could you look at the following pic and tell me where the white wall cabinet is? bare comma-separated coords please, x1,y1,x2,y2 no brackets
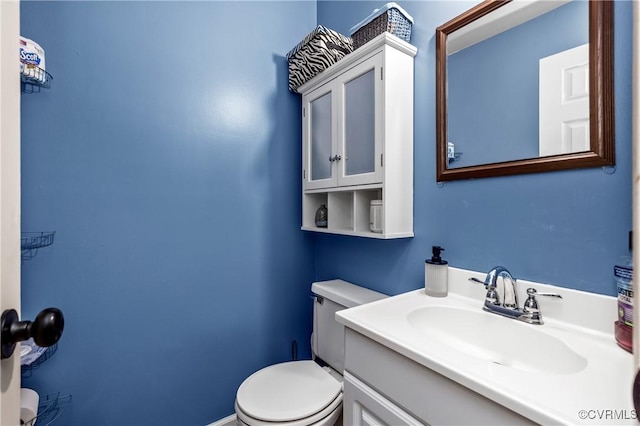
298,33,417,239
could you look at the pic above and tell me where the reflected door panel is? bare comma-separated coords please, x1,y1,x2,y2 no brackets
539,43,590,156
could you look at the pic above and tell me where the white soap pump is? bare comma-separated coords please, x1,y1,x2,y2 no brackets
425,246,448,297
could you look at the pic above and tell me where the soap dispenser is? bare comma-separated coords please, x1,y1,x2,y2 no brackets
425,246,448,297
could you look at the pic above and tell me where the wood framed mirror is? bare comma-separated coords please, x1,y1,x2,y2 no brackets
436,0,614,181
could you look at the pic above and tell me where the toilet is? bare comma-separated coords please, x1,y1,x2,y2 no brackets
234,279,387,426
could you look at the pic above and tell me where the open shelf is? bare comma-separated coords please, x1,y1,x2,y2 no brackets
328,191,354,231
302,186,412,239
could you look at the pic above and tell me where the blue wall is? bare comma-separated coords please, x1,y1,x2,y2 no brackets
20,1,316,425
316,0,632,296
19,1,633,425
448,1,588,167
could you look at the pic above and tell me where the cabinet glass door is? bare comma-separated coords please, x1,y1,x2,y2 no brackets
339,53,383,186
311,92,332,182
344,69,375,176
304,87,336,190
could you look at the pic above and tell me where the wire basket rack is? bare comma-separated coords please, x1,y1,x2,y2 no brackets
20,66,52,94
20,340,70,425
22,393,72,426
21,341,58,379
21,231,55,261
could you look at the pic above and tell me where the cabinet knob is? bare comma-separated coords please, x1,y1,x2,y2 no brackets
1,308,64,359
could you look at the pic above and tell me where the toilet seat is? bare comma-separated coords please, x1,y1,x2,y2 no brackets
235,360,342,426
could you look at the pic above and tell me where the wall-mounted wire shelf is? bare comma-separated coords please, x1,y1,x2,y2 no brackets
20,341,69,424
20,66,52,94
23,393,72,426
21,231,55,261
21,340,57,378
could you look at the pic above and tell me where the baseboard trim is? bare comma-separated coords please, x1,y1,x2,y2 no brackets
207,413,236,426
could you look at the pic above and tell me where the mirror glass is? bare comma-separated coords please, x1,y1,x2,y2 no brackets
436,0,614,181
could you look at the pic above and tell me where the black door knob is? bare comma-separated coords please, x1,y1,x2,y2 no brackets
1,308,64,359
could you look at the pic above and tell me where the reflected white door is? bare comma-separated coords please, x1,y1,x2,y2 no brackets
539,43,589,156
0,1,22,425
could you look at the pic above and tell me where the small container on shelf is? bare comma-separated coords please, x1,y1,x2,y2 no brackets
369,200,383,233
315,204,328,228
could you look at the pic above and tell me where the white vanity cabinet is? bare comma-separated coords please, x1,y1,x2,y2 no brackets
343,371,422,426
299,33,416,239
343,328,536,426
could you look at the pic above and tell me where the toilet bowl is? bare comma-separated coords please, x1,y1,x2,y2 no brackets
234,280,387,426
235,361,342,426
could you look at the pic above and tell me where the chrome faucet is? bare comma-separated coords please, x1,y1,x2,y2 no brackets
470,266,562,325
483,266,518,309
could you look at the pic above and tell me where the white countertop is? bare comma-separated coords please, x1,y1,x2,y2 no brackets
336,267,635,425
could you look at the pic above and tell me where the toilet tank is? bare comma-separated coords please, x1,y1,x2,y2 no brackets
311,279,387,373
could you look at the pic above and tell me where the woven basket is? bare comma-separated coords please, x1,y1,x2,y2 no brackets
351,5,413,50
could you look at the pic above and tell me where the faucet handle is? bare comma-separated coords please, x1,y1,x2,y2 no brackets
468,277,500,305
522,288,562,323
525,287,562,300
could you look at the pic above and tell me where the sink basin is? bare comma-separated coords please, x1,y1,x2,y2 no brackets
407,305,587,375
336,271,635,425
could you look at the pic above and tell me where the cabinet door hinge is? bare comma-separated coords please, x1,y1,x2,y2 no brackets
381,153,384,167
303,169,306,179
381,67,383,80
303,107,306,117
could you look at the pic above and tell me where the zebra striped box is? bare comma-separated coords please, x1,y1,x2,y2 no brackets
286,26,353,93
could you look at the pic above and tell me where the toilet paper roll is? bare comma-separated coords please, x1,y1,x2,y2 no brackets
20,388,39,425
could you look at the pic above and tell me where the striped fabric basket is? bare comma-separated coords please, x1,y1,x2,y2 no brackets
286,26,353,93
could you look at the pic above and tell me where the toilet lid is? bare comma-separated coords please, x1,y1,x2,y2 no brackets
236,360,342,422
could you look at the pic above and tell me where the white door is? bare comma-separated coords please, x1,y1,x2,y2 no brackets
633,0,640,410
539,43,590,156
0,1,22,425
633,0,640,367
